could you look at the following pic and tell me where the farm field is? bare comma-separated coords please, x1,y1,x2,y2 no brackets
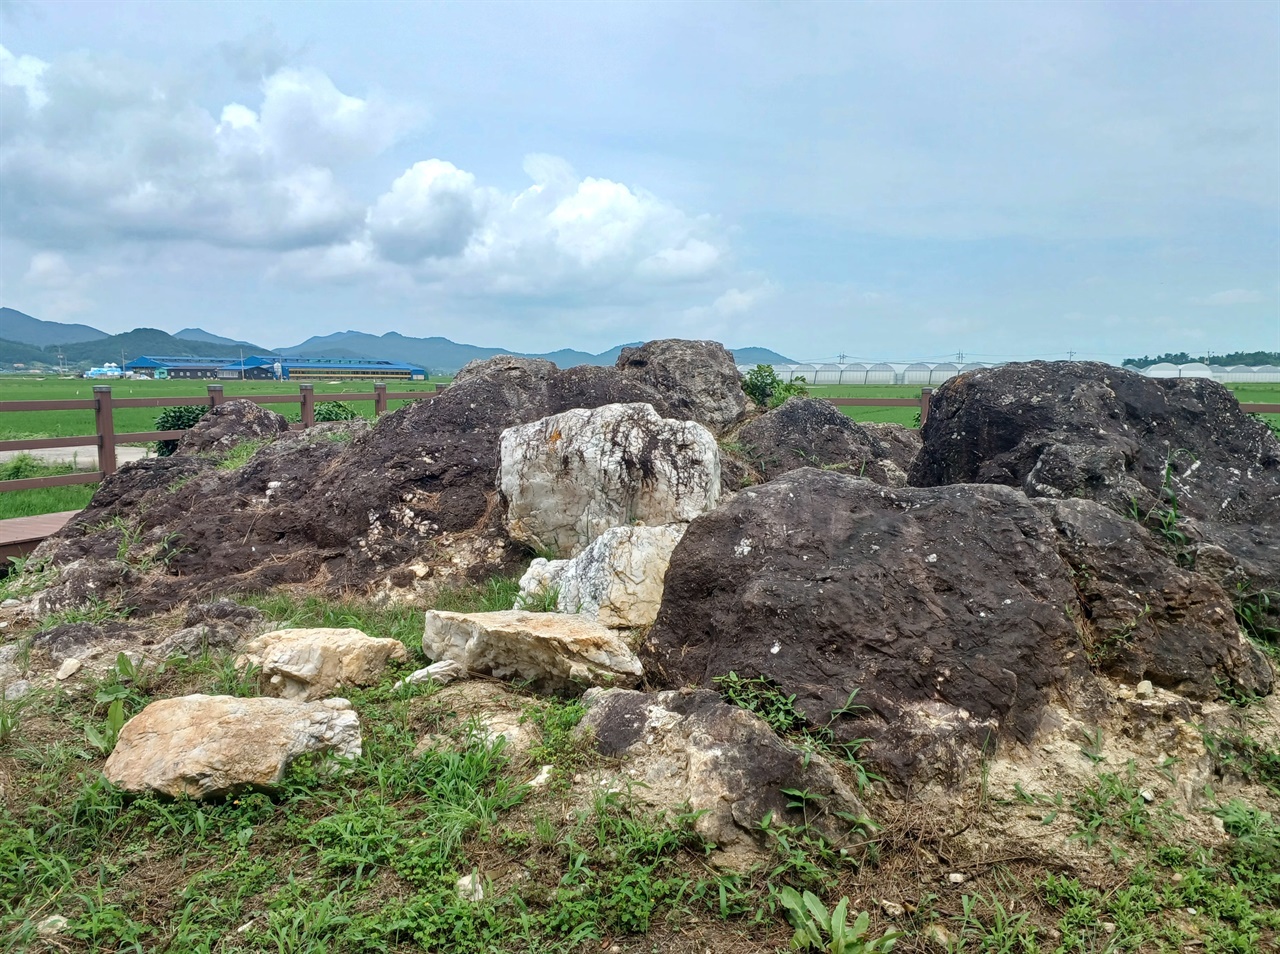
0,377,448,442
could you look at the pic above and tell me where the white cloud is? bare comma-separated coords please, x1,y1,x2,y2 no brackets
368,160,489,263
0,49,409,252
1192,289,1264,306
279,154,730,307
24,251,73,287
0,43,46,108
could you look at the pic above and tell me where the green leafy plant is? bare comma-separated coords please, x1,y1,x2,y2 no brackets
777,887,898,953
516,584,561,613
743,364,809,408
153,404,209,456
314,400,361,422
1232,579,1280,646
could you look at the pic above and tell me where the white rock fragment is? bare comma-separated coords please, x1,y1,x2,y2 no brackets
456,872,485,902
517,524,687,628
1135,680,1155,699
55,658,82,680
398,659,467,688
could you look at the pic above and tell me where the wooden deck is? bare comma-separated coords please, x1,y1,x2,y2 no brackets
0,510,80,563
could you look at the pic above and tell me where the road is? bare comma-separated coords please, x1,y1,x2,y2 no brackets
0,445,153,469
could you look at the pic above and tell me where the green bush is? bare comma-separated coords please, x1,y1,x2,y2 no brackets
153,405,209,456
314,401,361,423
742,364,808,408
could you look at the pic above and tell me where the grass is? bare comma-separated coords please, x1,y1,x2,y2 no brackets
0,453,99,520
1,584,1278,951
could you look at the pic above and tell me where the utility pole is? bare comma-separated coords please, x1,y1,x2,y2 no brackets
1068,350,1075,360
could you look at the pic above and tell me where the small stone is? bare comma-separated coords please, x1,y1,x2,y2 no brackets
55,658,82,680
924,924,954,949
1211,816,1225,834
1135,680,1155,699
37,915,68,937
527,764,554,788
1,598,20,609
237,919,257,934
1171,872,1183,883
880,900,905,918
947,872,968,884
1,679,31,701
456,872,484,902
398,659,467,688
1101,922,1116,935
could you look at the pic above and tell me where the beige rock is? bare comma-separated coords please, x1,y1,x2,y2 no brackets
55,658,82,680
518,524,686,628
236,628,409,701
104,694,361,798
423,610,642,693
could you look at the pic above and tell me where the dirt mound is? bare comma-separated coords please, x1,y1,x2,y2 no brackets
34,353,691,612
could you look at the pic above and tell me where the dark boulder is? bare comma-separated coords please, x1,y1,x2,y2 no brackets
643,469,1091,787
734,398,914,486
174,399,289,456
734,398,881,482
1036,498,1272,699
617,339,749,435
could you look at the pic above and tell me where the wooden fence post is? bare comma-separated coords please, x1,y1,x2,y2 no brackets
374,382,387,417
208,384,225,407
93,386,117,476
300,384,315,428
920,388,933,427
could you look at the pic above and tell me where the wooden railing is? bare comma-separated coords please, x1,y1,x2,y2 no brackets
0,383,442,493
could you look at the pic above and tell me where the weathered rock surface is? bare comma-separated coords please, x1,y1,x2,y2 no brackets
423,610,642,693
518,524,686,627
1036,498,1272,698
862,422,922,482
908,362,1280,580
501,403,720,558
644,468,1273,787
582,687,869,868
644,469,1092,786
174,399,289,456
104,694,361,798
616,339,749,436
236,628,410,701
156,600,268,658
735,397,884,482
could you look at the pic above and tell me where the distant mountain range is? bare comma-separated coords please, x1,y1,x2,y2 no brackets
0,309,795,372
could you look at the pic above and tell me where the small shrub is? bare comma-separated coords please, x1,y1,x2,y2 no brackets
314,401,361,423
743,365,809,409
153,405,209,456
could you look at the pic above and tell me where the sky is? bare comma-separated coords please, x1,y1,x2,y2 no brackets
1,0,1277,362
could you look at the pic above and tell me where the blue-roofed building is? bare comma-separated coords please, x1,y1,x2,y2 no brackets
122,356,234,379
216,355,426,382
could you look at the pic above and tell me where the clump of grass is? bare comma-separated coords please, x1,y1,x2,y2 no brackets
214,439,268,471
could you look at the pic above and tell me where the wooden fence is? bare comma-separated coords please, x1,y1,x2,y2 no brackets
0,383,443,493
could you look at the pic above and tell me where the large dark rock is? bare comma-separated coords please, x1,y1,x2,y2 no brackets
643,468,1273,787
908,362,1280,550
643,469,1089,787
174,399,289,456
617,339,749,435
